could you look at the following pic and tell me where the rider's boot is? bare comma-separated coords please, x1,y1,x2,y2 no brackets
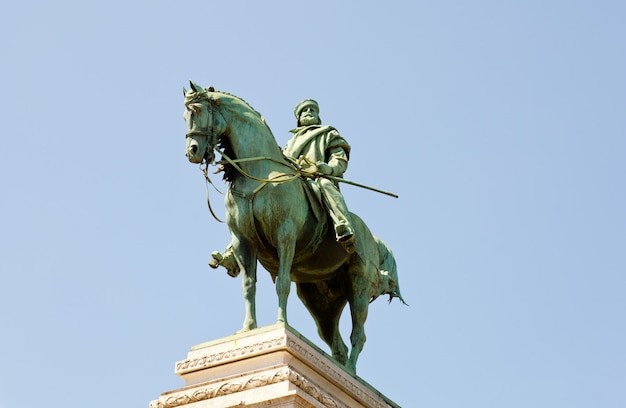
335,224,356,254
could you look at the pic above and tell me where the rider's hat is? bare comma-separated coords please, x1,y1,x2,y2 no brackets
294,99,319,119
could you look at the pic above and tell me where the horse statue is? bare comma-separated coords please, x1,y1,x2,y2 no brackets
183,81,404,373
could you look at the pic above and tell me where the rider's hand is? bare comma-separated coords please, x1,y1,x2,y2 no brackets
316,162,333,176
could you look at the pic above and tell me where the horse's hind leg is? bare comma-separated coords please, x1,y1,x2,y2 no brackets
296,282,349,366
347,275,372,374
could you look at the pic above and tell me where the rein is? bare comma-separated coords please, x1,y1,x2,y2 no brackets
200,160,225,223
198,145,304,224
213,146,301,185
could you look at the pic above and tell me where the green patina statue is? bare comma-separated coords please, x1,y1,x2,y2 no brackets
285,99,356,253
183,81,405,374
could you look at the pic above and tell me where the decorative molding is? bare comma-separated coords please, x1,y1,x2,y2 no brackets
286,339,388,408
175,337,284,373
149,367,344,408
161,329,393,408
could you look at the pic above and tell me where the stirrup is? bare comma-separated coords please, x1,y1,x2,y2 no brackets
337,234,356,253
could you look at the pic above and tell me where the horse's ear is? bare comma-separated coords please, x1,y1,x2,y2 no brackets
183,86,187,96
189,80,202,92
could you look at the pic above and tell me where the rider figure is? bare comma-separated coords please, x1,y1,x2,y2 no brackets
209,99,356,276
284,99,356,252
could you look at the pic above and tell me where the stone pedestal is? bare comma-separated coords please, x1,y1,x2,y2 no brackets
150,323,399,408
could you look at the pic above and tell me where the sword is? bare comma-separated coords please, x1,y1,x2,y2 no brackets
296,156,398,198
323,175,399,198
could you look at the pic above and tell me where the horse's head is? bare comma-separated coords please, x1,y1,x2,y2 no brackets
183,81,227,164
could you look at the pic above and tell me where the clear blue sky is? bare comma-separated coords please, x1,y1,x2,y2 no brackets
1,1,624,407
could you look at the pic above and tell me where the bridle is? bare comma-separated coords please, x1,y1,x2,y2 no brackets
185,95,305,223
185,96,224,221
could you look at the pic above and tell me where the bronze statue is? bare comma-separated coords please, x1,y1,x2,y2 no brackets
183,81,404,373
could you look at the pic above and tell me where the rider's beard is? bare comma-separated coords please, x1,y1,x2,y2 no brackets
300,114,319,126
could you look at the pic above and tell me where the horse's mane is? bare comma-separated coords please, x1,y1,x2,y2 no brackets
216,133,237,182
210,89,265,123
206,89,277,183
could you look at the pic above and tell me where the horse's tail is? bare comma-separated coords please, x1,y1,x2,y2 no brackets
374,237,407,305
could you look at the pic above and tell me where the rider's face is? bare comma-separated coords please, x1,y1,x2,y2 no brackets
299,106,320,126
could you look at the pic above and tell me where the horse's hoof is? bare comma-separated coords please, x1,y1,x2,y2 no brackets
236,326,256,334
237,320,257,333
208,251,223,269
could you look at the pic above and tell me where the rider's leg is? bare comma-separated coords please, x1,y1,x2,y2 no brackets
317,178,356,253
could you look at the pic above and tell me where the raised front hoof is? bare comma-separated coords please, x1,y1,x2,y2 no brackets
208,251,241,278
208,251,223,271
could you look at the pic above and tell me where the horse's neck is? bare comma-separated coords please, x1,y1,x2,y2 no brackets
227,117,285,177
231,132,281,161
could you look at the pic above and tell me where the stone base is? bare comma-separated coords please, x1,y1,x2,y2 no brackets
150,323,399,408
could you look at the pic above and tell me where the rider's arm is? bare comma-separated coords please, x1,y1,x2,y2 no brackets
324,146,348,177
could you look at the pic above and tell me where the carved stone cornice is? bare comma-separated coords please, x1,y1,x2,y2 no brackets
153,325,397,407
175,337,284,374
149,366,343,408
285,339,389,408
170,327,392,408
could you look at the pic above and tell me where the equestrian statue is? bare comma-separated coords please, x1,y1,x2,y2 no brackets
182,81,405,373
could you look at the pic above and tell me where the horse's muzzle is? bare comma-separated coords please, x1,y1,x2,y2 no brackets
186,142,203,163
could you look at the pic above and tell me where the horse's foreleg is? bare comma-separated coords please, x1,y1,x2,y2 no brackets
275,235,296,325
240,267,257,331
234,241,258,332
